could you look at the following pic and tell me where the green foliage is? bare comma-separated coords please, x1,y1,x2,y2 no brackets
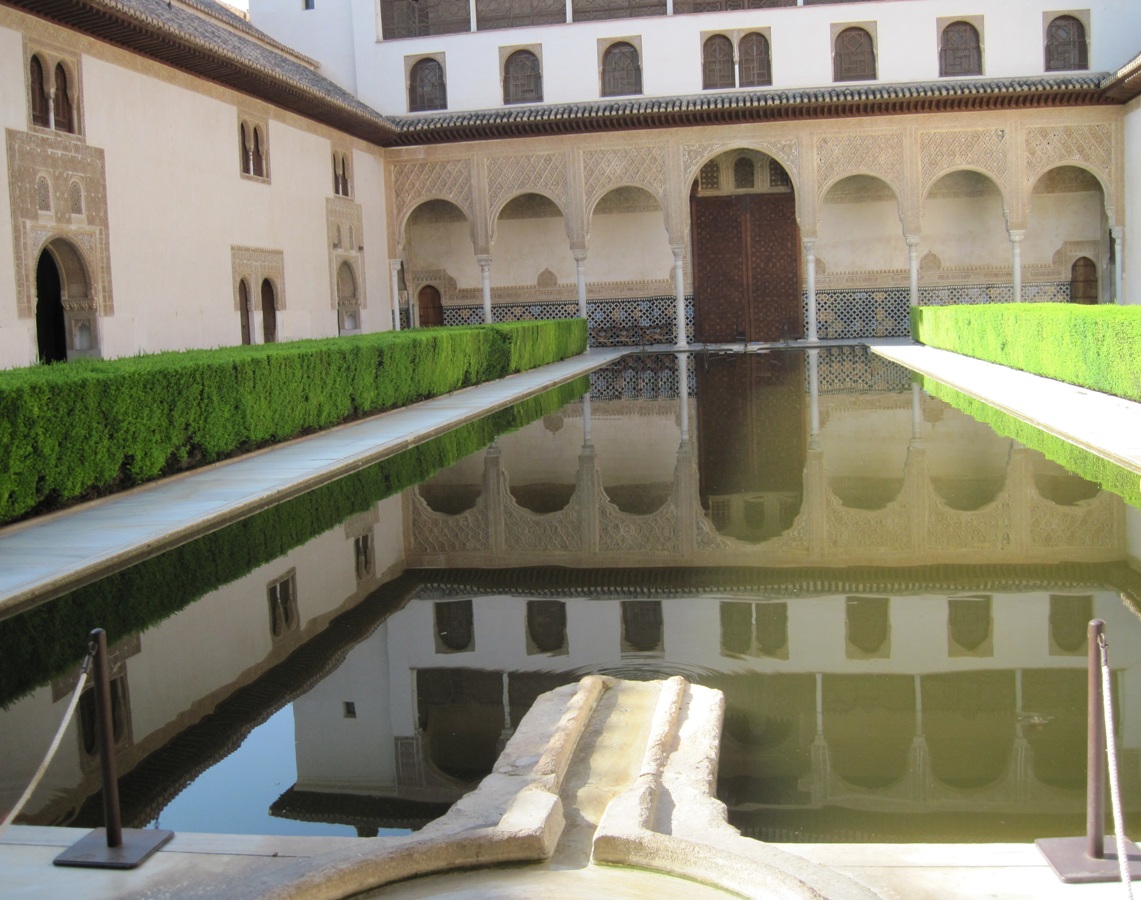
921,375,1141,510
911,304,1141,402
0,376,589,708
0,321,585,524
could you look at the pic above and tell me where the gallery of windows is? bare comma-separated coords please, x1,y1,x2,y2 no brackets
332,150,351,197
694,152,792,196
27,52,80,135
239,118,268,179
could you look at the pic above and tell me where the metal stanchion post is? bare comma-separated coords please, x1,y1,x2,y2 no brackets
54,629,174,869
1037,619,1141,883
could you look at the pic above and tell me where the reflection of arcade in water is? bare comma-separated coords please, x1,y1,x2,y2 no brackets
285,568,1141,840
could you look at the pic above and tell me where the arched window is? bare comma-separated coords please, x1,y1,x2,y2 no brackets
601,42,642,97
332,152,350,196
238,279,252,344
53,64,74,133
738,32,771,87
409,58,447,112
261,279,277,343
36,176,51,212
734,157,755,190
699,160,720,191
939,21,981,76
834,27,876,82
29,56,49,127
240,123,252,175
1070,257,1097,304
252,126,265,177
1045,15,1088,71
503,50,542,104
69,181,83,215
702,35,734,90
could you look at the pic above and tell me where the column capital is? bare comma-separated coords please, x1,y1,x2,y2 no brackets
1007,229,1026,243
1111,225,1124,240
476,254,492,269
802,236,817,254
389,259,402,273
905,234,921,249
669,244,685,262
572,248,588,263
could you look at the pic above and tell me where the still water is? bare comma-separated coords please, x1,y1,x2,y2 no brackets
3,347,1141,843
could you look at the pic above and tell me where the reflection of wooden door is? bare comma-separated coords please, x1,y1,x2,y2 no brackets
417,285,443,326
692,193,801,342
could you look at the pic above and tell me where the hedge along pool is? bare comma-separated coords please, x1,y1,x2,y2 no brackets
3,346,1141,842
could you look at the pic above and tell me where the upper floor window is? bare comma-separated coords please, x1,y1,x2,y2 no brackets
1045,14,1088,71
739,32,771,88
699,160,720,191
332,150,351,196
503,49,543,104
381,0,470,40
239,118,268,179
733,157,755,190
29,56,49,127
478,0,564,31
573,0,665,23
409,57,447,111
53,64,75,133
702,35,734,90
601,41,642,97
939,20,981,76
833,26,876,82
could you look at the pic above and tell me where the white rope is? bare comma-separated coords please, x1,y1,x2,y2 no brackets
1100,633,1134,898
0,655,91,839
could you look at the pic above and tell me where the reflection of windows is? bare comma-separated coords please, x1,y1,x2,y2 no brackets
719,601,787,658
621,600,662,652
527,600,567,654
948,596,992,656
268,571,298,640
503,49,543,104
601,41,642,97
79,675,129,757
1049,594,1092,655
939,21,982,76
846,596,889,658
834,26,876,82
354,533,374,580
1045,14,1087,71
434,599,474,652
409,57,447,111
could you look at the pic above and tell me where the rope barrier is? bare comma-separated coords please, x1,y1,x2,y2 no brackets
1100,632,1134,898
0,652,91,840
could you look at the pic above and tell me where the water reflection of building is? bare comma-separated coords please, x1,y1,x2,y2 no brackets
284,576,1141,838
409,351,1125,567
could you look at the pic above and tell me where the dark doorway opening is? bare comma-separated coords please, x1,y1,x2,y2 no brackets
35,251,67,363
1070,256,1097,304
261,279,277,343
418,285,443,327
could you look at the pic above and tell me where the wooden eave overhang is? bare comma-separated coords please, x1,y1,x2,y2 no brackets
4,0,400,145
1102,52,1141,103
386,75,1112,146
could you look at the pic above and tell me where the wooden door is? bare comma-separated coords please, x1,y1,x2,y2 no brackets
418,285,443,327
692,193,802,343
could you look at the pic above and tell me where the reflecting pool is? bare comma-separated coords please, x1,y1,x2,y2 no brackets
3,347,1141,843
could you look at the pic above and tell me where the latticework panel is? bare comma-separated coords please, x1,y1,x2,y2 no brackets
1028,494,1119,549
826,494,913,552
503,494,583,553
409,493,489,554
926,491,1014,551
598,498,681,555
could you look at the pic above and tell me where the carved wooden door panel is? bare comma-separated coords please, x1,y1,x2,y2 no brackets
692,195,746,343
745,193,802,342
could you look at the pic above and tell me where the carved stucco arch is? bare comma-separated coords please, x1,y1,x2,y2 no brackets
488,189,568,247
397,196,475,256
40,235,93,308
584,183,669,250
920,166,1012,230
819,171,907,236
1027,162,1116,228
392,159,475,251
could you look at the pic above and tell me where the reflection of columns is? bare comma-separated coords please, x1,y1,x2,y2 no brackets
1012,668,1032,804
908,673,929,803
675,352,696,556
808,349,820,449
577,443,599,556
582,393,592,445
495,671,513,754
677,353,690,441
804,238,818,342
906,235,920,308
671,245,688,348
573,249,588,319
477,255,493,324
911,382,922,440
389,260,402,331
1112,226,1124,304
484,445,505,554
1009,230,1025,303
810,672,831,805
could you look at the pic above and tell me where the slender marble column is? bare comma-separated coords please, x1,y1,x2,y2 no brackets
389,260,402,331
804,238,818,342
1009,230,1025,303
1112,226,1124,304
477,255,492,324
906,235,920,308
573,250,588,319
671,246,688,348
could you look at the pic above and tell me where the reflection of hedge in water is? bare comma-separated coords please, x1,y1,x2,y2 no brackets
921,376,1141,509
0,377,587,708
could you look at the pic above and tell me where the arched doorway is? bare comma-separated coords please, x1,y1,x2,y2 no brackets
1070,256,1098,304
260,279,277,343
690,150,801,343
238,278,252,344
35,251,67,362
336,262,359,333
417,285,443,327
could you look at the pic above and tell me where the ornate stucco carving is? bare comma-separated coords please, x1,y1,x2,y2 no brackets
583,145,666,209
486,153,568,216
815,132,904,198
919,128,1009,197
393,158,474,229
231,246,286,310
1024,123,1113,190
327,197,366,312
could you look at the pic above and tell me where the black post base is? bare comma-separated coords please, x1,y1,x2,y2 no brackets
53,828,174,870
1037,836,1141,884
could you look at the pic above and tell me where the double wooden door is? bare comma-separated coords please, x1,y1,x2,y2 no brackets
691,193,802,343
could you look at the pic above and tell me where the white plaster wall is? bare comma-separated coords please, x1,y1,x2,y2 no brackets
252,0,1141,116
1124,98,1141,305
587,208,674,281
921,191,1010,269
1024,186,1105,269
490,215,576,287
0,23,34,367
355,147,396,332
247,0,359,94
407,215,480,288
817,194,906,273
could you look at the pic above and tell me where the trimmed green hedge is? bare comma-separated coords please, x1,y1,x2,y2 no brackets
0,320,587,524
920,375,1141,510
0,375,589,708
910,303,1141,403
